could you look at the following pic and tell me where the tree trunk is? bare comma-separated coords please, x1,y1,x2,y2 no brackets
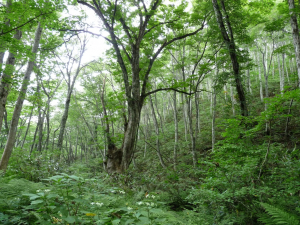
0,30,22,133
36,81,44,152
3,108,9,134
283,53,290,84
230,83,236,116
256,53,264,101
149,96,166,168
288,0,300,87
212,57,218,151
57,39,85,152
212,0,248,116
0,0,12,77
279,53,285,94
21,105,34,149
0,23,42,172
173,91,178,170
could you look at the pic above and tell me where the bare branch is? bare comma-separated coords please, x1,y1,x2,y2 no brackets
58,29,113,43
143,87,210,98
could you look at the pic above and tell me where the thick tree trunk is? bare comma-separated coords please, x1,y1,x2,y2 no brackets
0,23,42,172
288,0,300,87
212,0,248,116
119,100,142,172
0,30,22,133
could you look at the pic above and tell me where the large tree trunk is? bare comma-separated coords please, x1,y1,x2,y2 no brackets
212,0,248,116
0,23,42,172
288,0,300,87
119,100,142,172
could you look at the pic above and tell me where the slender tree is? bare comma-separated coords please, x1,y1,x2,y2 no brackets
0,22,43,172
288,0,300,87
212,0,248,116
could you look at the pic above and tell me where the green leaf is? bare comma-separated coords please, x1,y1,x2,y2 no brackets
31,199,44,205
64,216,76,223
112,219,120,225
137,217,150,224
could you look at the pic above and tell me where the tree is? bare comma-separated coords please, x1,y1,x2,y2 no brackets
211,0,248,117
54,37,87,154
77,0,210,173
0,22,43,172
288,0,300,87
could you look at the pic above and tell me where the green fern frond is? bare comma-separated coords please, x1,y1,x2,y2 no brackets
260,203,299,225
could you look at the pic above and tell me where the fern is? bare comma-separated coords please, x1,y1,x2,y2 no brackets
259,203,299,225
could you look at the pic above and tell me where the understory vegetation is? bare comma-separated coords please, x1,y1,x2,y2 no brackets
1,87,300,224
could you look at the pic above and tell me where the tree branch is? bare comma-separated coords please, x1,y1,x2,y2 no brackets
144,18,180,36
0,11,53,36
143,87,210,98
141,18,209,97
58,29,112,43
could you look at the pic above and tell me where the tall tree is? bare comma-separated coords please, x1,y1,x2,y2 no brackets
55,37,87,153
211,0,248,116
288,0,300,87
77,0,210,173
0,22,43,172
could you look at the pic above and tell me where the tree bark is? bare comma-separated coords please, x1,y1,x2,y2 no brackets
0,22,42,172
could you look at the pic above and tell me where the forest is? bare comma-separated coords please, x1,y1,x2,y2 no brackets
0,0,300,224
